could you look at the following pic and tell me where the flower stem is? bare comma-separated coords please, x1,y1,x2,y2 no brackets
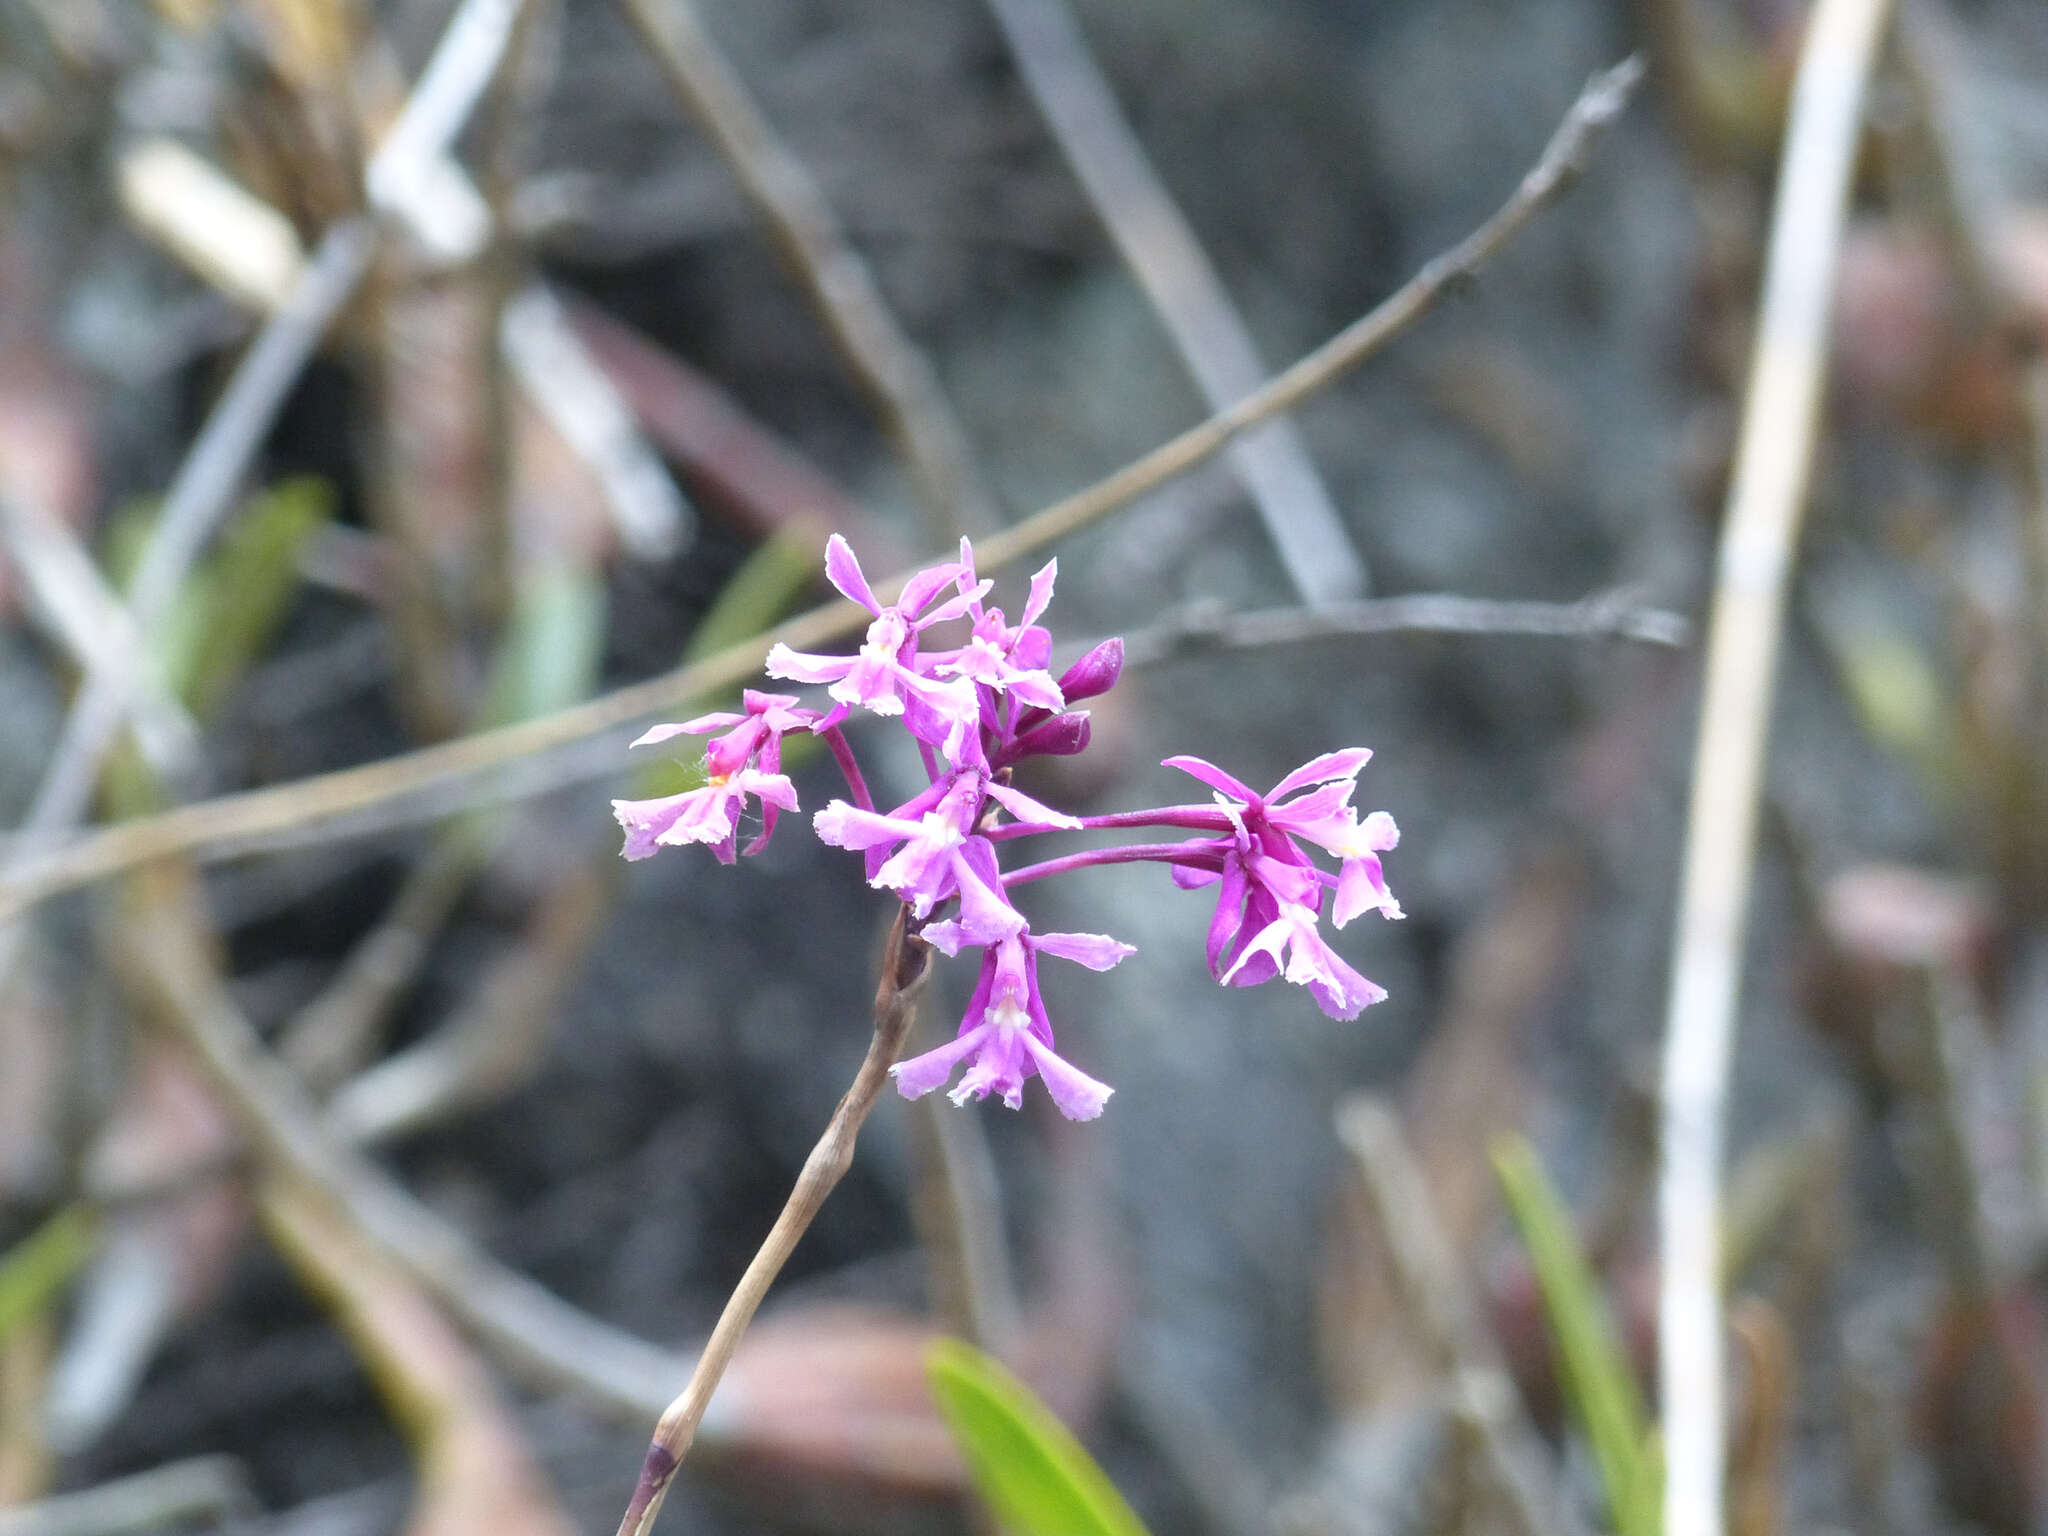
1001,841,1223,887
981,805,1230,842
817,723,873,812
611,907,933,1536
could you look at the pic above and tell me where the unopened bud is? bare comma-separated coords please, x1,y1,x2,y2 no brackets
1057,638,1123,703
1009,711,1092,760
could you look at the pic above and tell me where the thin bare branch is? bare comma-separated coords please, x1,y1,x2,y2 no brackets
0,1456,254,1536
365,0,533,265
0,496,200,787
0,57,1641,923
1114,585,1688,671
279,831,489,1096
7,217,374,863
614,0,998,539
984,0,1364,602
116,892,689,1422
1655,6,1891,1536
613,908,933,1536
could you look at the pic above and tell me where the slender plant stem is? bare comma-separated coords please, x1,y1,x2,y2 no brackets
612,908,933,1536
817,725,874,813
1655,5,1890,1536
0,57,1641,925
982,808,1229,843
1001,842,1221,887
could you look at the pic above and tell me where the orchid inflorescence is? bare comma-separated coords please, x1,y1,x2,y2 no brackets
613,535,1402,1121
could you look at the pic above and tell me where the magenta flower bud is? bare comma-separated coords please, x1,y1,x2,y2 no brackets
1003,711,1092,761
1057,638,1123,703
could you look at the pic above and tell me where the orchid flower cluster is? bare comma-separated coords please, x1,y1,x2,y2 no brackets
613,536,1402,1122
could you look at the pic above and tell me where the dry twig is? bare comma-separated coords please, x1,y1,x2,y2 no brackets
1335,1097,1582,1536
115,888,689,1421
1654,6,1892,1535
262,1181,578,1536
615,0,997,539
0,57,1642,921
611,908,933,1536
1113,585,1688,672
5,218,374,861
0,1455,254,1536
983,0,1364,602
0,496,200,789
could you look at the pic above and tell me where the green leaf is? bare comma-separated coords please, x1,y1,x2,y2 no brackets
481,563,607,728
1492,1137,1660,1536
684,527,820,664
927,1337,1152,1536
176,476,335,720
0,1206,96,1343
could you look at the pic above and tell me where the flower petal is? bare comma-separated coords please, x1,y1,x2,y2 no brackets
1163,754,1260,803
765,644,855,685
1000,669,1066,712
898,563,969,618
735,769,798,812
984,780,1082,830
813,802,924,850
950,843,1027,945
824,533,881,614
1021,559,1057,628
1031,932,1136,970
1268,748,1373,802
950,1026,1031,1109
612,787,737,861
1203,856,1250,976
630,717,729,749
915,582,991,628
919,918,978,956
1020,1034,1113,1121
1219,910,1290,988
891,1024,994,1100
1333,853,1403,927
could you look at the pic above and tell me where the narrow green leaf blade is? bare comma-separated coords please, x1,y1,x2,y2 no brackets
926,1337,1152,1536
0,1205,96,1342
181,476,335,719
482,563,608,728
1492,1136,1659,1536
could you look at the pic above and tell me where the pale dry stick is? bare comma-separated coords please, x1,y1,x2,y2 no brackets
0,57,1643,922
8,219,375,859
613,909,933,1536
278,831,490,1096
0,1454,254,1536
984,0,1365,603
325,861,612,1145
117,904,690,1420
364,0,531,265
1335,1097,1585,1536
1112,585,1690,671
1655,6,1891,1536
0,497,200,786
613,0,998,540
